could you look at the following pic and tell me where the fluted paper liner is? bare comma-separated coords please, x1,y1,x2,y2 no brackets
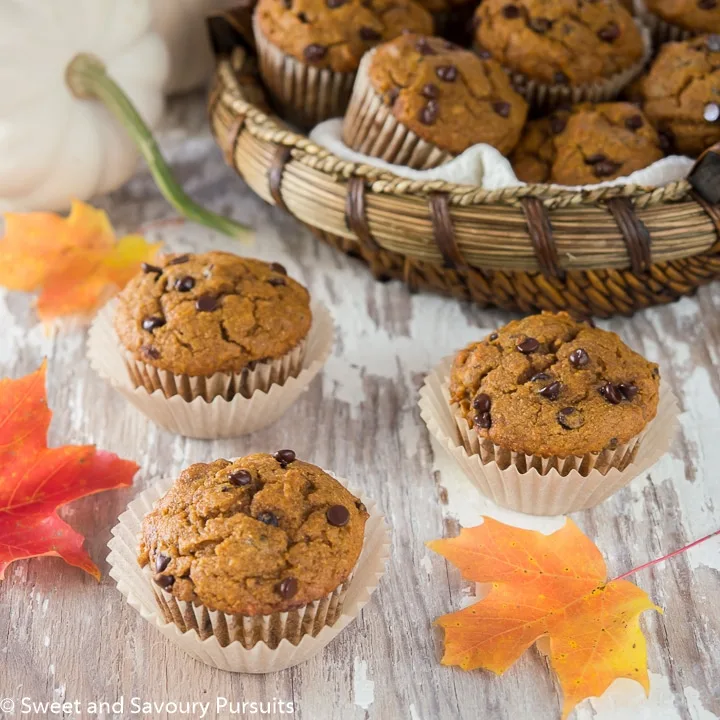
419,357,678,516
633,0,696,44
253,14,356,129
107,476,390,673
87,300,334,439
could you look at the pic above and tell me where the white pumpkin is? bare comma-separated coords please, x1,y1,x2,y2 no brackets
151,0,240,94
0,0,169,213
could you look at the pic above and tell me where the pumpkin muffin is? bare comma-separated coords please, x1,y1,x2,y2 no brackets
253,0,433,128
639,35,720,157
342,33,528,169
113,251,312,399
449,312,660,472
511,102,664,185
139,452,369,647
640,0,720,42
473,0,646,107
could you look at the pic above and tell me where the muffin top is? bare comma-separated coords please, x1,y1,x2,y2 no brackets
640,35,720,157
254,0,434,73
114,252,312,377
473,0,645,86
511,102,663,185
450,312,660,457
138,453,369,616
365,34,528,155
644,0,720,34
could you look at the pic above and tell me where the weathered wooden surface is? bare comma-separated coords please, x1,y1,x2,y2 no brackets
1,92,719,720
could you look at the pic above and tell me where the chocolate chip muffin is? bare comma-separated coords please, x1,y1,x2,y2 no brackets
473,0,646,107
639,35,720,157
253,0,433,128
640,0,720,42
511,102,663,185
450,312,660,473
343,33,528,169
139,452,369,647
113,251,312,399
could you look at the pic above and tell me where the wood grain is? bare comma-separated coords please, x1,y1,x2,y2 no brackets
0,92,718,720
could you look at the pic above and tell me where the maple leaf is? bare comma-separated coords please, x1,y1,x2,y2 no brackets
428,518,660,718
0,362,138,579
0,200,161,325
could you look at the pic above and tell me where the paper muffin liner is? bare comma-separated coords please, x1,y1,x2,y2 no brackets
633,0,696,44
253,13,356,129
476,20,653,111
342,50,456,171
419,357,679,516
87,300,334,439
107,476,390,673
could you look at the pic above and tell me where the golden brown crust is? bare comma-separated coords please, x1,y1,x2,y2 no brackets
366,34,528,155
644,0,720,34
113,252,312,377
254,0,434,74
511,102,663,185
138,453,369,616
449,312,660,457
640,35,720,157
473,0,644,86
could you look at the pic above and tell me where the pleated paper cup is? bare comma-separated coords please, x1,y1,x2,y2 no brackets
419,357,679,516
107,476,390,673
253,13,356,129
342,50,455,171
87,300,334,439
633,0,696,44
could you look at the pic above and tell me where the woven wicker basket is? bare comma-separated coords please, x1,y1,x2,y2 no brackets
206,16,720,318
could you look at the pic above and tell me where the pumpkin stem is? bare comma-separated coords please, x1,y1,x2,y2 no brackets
66,53,252,241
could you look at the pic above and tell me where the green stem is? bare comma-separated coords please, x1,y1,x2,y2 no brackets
66,53,252,241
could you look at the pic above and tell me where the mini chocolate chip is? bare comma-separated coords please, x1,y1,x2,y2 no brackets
268,277,286,286
278,577,298,599
529,17,552,33
538,381,562,400
283,0,291,7
704,103,720,123
304,44,327,62
270,262,287,275
585,152,607,165
142,316,165,332
155,553,171,573
421,83,439,99
167,254,190,265
593,160,621,178
175,276,195,292
502,3,521,18
516,337,540,354
550,115,567,134
707,34,720,52
569,348,590,368
195,294,219,312
387,87,400,105
625,114,644,130
326,505,350,527
658,130,674,152
493,101,511,118
618,382,638,400
274,449,296,467
531,372,552,381
475,46,493,59
698,0,717,8
608,437,619,449
229,469,252,486
359,26,381,41
258,511,279,526
326,0,347,6
141,262,162,275
597,22,620,42
140,344,160,360
474,411,492,429
154,573,175,589
436,65,458,82
472,393,492,412
557,407,584,429
489,332,499,341
599,382,622,404
554,71,569,84
416,37,436,55
419,102,438,125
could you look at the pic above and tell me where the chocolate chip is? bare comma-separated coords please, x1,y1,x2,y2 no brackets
141,262,162,275
658,130,674,152
283,0,291,7
704,103,720,123
475,46,493,59
585,152,607,165
304,44,327,62
472,393,492,412
436,65,458,82
195,294,219,312
569,348,590,368
599,382,622,404
419,101,439,125
229,469,252,486
270,262,287,275
421,83,439,99
273,449,296,467
416,37,436,55
593,160,621,178
625,114,644,131
155,553,171,573
474,411,492,429
268,277,286,286
258,511,279,526
493,101,511,118
387,87,400,105
531,372,552,381
175,276,195,292
142,316,165,332
359,26,381,41
154,573,175,589
167,254,190,265
597,22,620,42
140,344,160,360
557,407,584,429
529,17,552,33
554,71,569,84
516,337,540,354
618,382,638,400
326,0,347,6
698,0,717,8
326,505,350,527
538,381,562,400
707,35,720,52
502,3,521,18
277,577,298,599
550,115,567,134
489,332,499,341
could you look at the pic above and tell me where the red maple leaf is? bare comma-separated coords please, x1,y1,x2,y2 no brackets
0,361,138,579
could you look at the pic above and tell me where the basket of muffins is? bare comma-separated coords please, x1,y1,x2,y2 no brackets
207,0,720,317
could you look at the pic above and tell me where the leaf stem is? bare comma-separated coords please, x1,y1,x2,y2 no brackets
65,53,252,241
612,528,720,582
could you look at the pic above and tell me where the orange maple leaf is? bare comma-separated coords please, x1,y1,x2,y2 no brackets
0,200,161,325
428,518,660,718
0,362,138,579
